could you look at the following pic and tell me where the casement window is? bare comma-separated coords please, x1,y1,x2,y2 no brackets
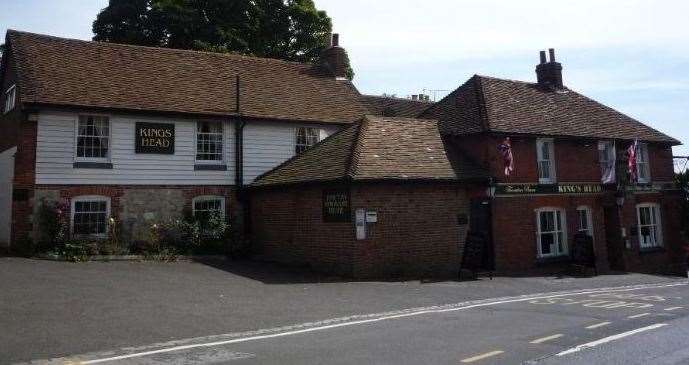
598,140,616,184
3,84,16,113
576,206,593,238
71,196,110,238
295,127,320,154
195,122,224,162
76,115,110,161
536,138,556,184
192,196,225,222
536,208,568,258
636,203,662,249
636,143,650,183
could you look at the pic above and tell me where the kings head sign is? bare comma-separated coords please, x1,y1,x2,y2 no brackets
135,122,175,154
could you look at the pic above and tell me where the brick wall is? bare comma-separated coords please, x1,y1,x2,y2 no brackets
10,119,37,244
492,194,609,274
250,182,470,279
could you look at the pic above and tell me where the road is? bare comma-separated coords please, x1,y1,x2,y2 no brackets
25,280,689,365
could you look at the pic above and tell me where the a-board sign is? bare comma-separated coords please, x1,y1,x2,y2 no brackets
571,232,596,268
135,122,175,154
323,189,351,222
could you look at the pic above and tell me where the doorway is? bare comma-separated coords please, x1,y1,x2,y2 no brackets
469,199,495,271
603,206,625,271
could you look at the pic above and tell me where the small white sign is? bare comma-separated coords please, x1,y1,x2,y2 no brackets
355,209,366,240
365,211,378,223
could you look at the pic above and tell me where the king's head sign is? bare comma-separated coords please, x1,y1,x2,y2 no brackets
135,122,175,154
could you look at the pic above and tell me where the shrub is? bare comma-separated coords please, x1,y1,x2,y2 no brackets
35,199,69,253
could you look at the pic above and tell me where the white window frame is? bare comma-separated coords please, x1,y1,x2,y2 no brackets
636,203,662,249
535,207,568,258
295,127,320,154
70,195,111,238
3,84,16,114
192,195,226,219
598,140,616,184
636,142,651,184
74,114,111,163
576,205,594,239
536,138,556,184
195,121,225,164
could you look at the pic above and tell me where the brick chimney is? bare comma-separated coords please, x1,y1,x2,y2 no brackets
321,33,348,79
535,48,563,90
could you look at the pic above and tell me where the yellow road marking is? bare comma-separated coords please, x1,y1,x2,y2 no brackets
664,306,683,311
628,313,651,319
461,350,505,363
585,321,611,329
530,334,564,344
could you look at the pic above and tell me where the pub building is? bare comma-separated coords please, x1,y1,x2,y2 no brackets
0,30,686,278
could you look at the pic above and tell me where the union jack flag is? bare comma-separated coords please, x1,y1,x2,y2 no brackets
498,137,514,177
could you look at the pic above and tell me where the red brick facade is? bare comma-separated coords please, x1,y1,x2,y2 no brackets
251,182,471,278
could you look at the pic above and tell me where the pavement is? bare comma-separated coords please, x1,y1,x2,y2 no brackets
0,257,687,364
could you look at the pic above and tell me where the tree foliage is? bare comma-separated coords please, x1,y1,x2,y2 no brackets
93,0,353,79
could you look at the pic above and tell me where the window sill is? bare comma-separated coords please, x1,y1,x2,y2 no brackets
73,162,113,169
194,164,227,171
536,255,571,265
639,246,665,255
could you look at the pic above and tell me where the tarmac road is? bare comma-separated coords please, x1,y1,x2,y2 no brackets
2,258,687,364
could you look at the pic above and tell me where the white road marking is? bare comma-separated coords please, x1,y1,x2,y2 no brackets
530,334,563,344
627,313,651,319
585,321,611,329
55,281,685,364
557,323,668,356
664,306,683,311
460,350,505,363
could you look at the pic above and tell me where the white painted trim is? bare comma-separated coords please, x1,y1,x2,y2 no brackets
636,142,651,184
636,202,663,248
576,205,594,240
193,121,226,165
70,195,111,239
3,84,16,114
74,114,112,163
536,138,557,184
535,207,568,258
192,195,226,218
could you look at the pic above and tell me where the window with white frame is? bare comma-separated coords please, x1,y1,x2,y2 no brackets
536,208,568,258
192,196,225,222
4,84,16,113
196,122,223,162
637,203,662,249
295,127,319,154
76,115,110,161
636,142,650,183
598,140,616,184
536,138,556,184
576,206,593,238
71,196,110,237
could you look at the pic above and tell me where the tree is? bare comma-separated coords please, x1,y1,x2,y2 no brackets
93,0,353,79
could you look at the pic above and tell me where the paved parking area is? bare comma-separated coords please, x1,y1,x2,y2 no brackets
0,257,685,363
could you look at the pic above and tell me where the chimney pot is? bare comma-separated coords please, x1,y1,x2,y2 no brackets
411,94,418,101
331,33,339,47
548,48,555,62
535,48,563,90
320,33,348,79
539,51,547,64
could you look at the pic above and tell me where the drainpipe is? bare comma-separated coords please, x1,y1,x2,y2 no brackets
233,75,251,237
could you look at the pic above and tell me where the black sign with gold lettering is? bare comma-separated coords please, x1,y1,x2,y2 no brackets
323,189,351,222
495,183,603,195
135,122,175,154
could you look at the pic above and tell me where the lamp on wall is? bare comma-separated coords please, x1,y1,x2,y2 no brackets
486,177,496,198
615,191,625,207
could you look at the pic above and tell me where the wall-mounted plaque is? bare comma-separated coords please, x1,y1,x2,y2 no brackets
135,122,175,154
323,189,351,222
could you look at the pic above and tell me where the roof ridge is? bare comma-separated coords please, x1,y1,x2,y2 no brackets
7,29,317,68
472,75,491,132
346,117,368,179
361,94,433,104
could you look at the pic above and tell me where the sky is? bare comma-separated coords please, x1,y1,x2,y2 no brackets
1,0,688,158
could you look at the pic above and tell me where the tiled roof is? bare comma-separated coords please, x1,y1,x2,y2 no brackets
5,30,368,123
359,94,432,118
252,115,489,187
422,75,679,144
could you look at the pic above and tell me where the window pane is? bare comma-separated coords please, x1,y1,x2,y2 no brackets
541,233,554,254
196,122,223,161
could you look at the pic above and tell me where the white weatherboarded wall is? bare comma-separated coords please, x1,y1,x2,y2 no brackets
243,121,340,184
36,111,343,186
0,147,16,246
36,111,236,185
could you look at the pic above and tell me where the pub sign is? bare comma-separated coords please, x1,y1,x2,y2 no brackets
135,122,175,154
323,189,351,222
